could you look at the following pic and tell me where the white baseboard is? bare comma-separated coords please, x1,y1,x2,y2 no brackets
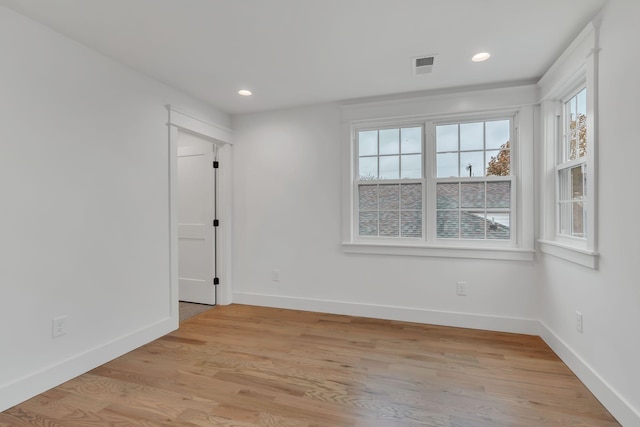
539,322,640,427
0,317,176,413
232,292,539,335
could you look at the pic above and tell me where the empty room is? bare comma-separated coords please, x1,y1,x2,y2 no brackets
1,0,638,425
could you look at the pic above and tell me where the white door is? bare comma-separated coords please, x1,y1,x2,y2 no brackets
177,131,216,305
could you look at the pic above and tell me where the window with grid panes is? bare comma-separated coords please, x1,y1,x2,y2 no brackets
356,126,423,238
354,117,515,244
537,22,598,268
558,87,587,239
435,119,514,241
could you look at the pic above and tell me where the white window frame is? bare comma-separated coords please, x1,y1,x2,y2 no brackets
556,85,588,241
353,121,425,242
428,117,517,247
343,105,535,262
538,22,599,268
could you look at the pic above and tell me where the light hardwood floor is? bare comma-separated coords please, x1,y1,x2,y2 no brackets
1,305,620,426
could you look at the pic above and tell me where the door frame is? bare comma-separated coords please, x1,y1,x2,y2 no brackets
167,105,233,324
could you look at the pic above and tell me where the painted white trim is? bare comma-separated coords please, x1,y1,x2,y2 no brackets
169,126,180,320
342,242,534,261
538,22,596,100
233,292,539,335
0,318,174,412
341,84,539,122
167,108,233,306
216,143,233,305
538,239,598,269
539,322,640,427
166,105,233,144
342,89,536,258
537,19,599,266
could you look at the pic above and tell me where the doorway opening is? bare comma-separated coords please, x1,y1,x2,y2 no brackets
167,106,233,324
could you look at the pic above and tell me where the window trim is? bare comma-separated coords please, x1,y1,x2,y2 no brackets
344,106,535,261
538,21,599,268
353,122,426,240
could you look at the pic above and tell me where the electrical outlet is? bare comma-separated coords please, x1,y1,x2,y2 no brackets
272,269,280,282
456,281,467,296
52,316,67,337
576,311,583,333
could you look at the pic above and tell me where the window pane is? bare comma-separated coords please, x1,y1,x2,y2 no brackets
437,183,459,208
572,202,585,237
461,182,485,208
487,213,511,239
436,124,458,152
460,211,485,239
379,211,399,237
359,211,378,236
401,127,421,154
378,184,399,210
460,122,483,151
486,181,511,208
568,128,578,161
401,154,421,179
437,211,459,238
571,165,584,198
486,120,510,150
380,129,400,155
559,166,585,201
486,148,510,176
437,153,458,177
559,201,585,237
577,89,587,159
559,168,571,202
577,88,587,117
401,184,422,210
460,151,484,177
358,185,378,210
379,156,399,179
559,201,571,235
359,157,378,179
358,130,378,156
558,165,586,238
565,89,588,162
401,211,422,238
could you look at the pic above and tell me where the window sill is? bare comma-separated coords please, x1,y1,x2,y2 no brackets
538,239,598,269
342,242,534,261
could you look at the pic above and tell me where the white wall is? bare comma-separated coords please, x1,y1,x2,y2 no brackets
0,6,229,411
3,0,638,423
232,101,538,333
537,0,640,424
231,3,640,423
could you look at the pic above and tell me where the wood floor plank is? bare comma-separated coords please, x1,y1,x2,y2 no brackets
2,304,621,426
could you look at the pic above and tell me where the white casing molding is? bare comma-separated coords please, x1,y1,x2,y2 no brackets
167,105,233,144
167,106,234,307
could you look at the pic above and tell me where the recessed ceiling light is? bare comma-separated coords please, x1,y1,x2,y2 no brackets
472,52,491,62
238,89,252,96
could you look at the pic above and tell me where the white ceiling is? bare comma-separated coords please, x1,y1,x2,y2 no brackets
1,0,608,115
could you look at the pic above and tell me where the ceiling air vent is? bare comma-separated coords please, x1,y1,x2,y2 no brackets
412,55,436,76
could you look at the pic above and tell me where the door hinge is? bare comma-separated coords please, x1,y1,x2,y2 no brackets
213,277,220,285
213,161,219,169
213,219,219,227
